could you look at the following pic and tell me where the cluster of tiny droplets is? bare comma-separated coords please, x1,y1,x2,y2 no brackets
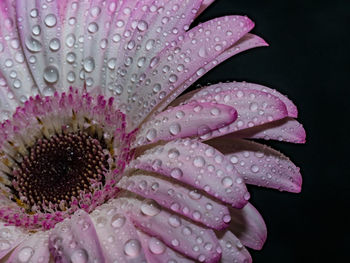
12,131,109,211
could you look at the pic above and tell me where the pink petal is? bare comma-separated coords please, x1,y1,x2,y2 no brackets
208,137,302,193
0,74,19,122
0,1,36,99
60,0,92,90
7,232,50,263
229,203,267,250
118,170,231,230
231,117,306,144
89,201,147,263
130,139,249,208
158,34,269,116
102,0,203,129
0,221,27,260
126,15,254,130
16,0,64,94
183,82,298,118
82,0,127,94
126,197,222,263
49,210,105,263
137,231,195,263
197,0,216,17
217,231,252,263
134,102,237,147
181,86,289,141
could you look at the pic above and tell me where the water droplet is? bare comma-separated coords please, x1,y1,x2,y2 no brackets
43,65,59,84
169,74,178,83
193,156,205,167
66,52,76,63
88,22,99,33
221,177,233,187
111,214,126,228
168,215,181,227
44,14,57,27
67,71,76,83
30,8,38,18
13,79,21,89
112,34,121,43
90,7,101,17
137,20,148,31
17,247,34,263
83,57,95,73
148,238,166,254
141,200,161,216
251,165,259,173
170,168,183,179
188,190,201,200
49,38,60,51
169,123,181,136
145,39,155,50
25,37,42,52
168,148,180,159
66,34,76,47
146,128,157,141
107,58,116,70
250,102,258,112
70,249,88,263
196,68,205,76
124,239,141,257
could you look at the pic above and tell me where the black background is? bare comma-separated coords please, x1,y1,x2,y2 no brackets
194,0,349,262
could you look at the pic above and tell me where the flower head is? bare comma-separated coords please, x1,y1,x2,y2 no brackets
0,0,305,262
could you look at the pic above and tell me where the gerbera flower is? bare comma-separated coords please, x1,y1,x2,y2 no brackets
0,0,305,262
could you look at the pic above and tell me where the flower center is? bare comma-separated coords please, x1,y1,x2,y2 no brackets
0,89,133,229
12,131,109,211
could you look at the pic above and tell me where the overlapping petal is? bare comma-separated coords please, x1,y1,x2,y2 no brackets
130,139,249,208
49,210,105,263
0,0,36,100
217,231,252,263
208,137,302,192
125,197,222,263
7,231,50,263
0,221,27,260
229,203,267,250
134,102,237,147
118,170,231,230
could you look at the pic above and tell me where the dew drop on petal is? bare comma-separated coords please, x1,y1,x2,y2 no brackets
170,168,183,179
148,238,166,255
168,215,181,227
43,65,59,84
88,22,99,33
193,156,205,167
168,148,180,159
83,57,95,73
25,37,42,53
66,52,76,63
70,249,88,263
32,25,41,36
66,34,76,47
137,20,148,31
221,177,233,187
17,247,34,263
141,200,161,216
44,14,57,27
251,165,259,173
49,38,60,51
124,239,141,257
169,123,181,135
110,214,126,228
